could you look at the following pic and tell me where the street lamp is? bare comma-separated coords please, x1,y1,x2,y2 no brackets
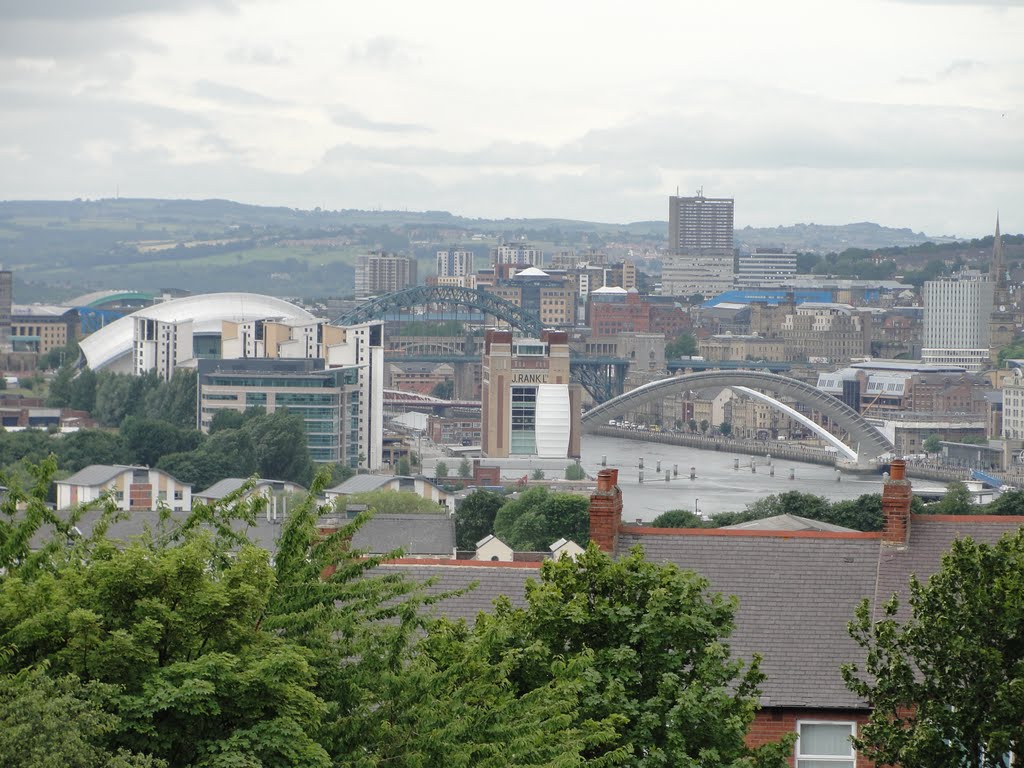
695,498,699,516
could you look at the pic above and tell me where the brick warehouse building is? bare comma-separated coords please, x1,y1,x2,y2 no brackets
371,462,1024,766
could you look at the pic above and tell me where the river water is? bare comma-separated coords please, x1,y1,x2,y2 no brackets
579,434,945,522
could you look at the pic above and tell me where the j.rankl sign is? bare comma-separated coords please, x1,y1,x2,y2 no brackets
511,372,548,384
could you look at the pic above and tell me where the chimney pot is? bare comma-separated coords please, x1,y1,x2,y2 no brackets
589,466,623,553
882,459,912,546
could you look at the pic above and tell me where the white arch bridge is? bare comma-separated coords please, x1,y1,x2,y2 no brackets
582,370,894,464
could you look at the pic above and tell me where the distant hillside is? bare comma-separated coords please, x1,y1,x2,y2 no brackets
0,198,996,301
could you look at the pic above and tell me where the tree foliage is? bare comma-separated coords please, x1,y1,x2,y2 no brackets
664,332,697,358
493,486,588,551
933,480,974,515
708,491,887,532
564,462,586,481
346,489,446,516
651,509,705,528
430,379,454,400
843,530,1024,768
454,490,507,550
0,463,595,767
482,545,794,767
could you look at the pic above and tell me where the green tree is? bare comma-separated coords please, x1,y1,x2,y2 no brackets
121,417,203,468
435,460,449,478
565,462,586,480
346,489,445,515
923,433,942,453
209,409,247,433
242,409,314,486
430,379,454,400
651,509,705,528
141,370,197,428
92,372,135,427
700,419,709,434
55,429,130,473
934,481,974,515
38,338,80,371
982,489,1024,516
709,491,887,532
457,458,472,478
69,367,98,413
264,473,597,766
488,545,793,767
45,364,74,407
157,427,258,491
531,468,545,481
719,420,732,436
454,490,507,550
493,486,589,551
688,418,698,433
0,669,163,767
0,464,592,767
843,529,1024,768
396,456,412,476
664,332,698,358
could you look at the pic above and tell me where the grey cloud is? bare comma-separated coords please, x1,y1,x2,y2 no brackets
887,0,1022,5
228,45,291,67
198,132,248,157
939,58,983,78
321,140,552,167
1,133,1018,237
193,79,287,107
348,35,417,68
0,18,163,58
558,97,1023,173
328,106,431,134
0,0,234,20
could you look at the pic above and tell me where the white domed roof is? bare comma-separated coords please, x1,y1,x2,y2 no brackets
80,292,316,371
514,266,549,278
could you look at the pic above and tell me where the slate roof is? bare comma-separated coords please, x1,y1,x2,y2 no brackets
29,505,290,553
326,475,446,496
376,562,538,620
196,478,250,499
58,464,131,487
721,514,857,533
327,475,395,495
194,478,307,500
874,515,1024,624
619,528,880,709
57,464,187,488
351,514,455,557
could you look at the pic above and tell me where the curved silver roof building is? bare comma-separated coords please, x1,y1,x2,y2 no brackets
79,292,316,371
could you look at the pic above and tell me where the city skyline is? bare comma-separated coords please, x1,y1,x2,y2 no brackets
0,0,1021,237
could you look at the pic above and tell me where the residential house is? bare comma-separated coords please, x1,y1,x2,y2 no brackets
324,474,454,514
362,462,1024,766
56,465,191,512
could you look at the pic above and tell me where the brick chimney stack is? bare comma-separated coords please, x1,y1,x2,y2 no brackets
590,468,622,552
882,459,912,546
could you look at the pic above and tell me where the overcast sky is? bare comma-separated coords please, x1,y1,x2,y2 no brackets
1,0,1021,236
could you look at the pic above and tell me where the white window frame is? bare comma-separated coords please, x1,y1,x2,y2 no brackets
795,719,856,767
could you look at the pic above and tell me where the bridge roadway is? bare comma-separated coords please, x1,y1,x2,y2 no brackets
582,369,894,464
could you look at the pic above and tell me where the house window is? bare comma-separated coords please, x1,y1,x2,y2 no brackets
174,490,183,500
796,721,855,767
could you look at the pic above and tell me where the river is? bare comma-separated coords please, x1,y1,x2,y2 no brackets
579,434,945,522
